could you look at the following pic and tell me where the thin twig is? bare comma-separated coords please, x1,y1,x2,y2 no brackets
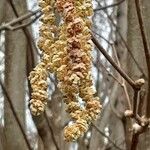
93,30,113,46
130,124,148,150
0,9,41,31
92,34,137,89
0,79,32,150
92,123,124,150
112,44,132,109
5,0,40,56
97,2,147,79
12,13,42,31
94,61,123,86
94,0,125,12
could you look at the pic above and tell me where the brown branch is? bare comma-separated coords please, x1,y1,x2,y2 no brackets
0,9,41,31
97,2,147,80
134,0,150,118
92,34,137,89
11,13,42,31
5,0,40,56
94,0,125,12
0,79,32,150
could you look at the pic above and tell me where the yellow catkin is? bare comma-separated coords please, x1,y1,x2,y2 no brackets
29,0,57,115
29,0,102,141
56,0,102,141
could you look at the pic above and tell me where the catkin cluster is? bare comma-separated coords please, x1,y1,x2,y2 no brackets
29,0,102,141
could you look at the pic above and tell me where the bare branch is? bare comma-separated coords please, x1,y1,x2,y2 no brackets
97,2,147,80
92,34,137,89
0,9,41,31
11,13,42,31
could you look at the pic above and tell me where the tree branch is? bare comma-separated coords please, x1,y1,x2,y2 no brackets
92,34,137,89
97,2,147,80
0,9,41,31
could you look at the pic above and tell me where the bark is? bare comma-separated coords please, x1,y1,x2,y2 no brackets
0,125,4,150
0,1,6,149
0,0,5,24
4,1,28,150
127,0,150,149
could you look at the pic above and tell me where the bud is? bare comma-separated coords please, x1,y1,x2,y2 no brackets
124,110,133,117
132,123,142,134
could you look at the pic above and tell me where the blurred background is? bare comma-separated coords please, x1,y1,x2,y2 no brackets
0,0,150,150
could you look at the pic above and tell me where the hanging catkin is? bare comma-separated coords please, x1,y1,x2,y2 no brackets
29,0,102,141
29,0,58,115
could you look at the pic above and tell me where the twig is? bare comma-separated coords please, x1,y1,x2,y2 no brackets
134,0,150,118
133,90,139,116
97,2,147,79
12,13,42,31
5,0,40,56
92,123,124,150
92,34,137,89
0,9,41,31
112,44,132,109
94,61,123,86
0,79,32,150
93,30,113,46
94,0,125,12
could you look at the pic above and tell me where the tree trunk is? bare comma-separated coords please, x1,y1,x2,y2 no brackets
0,0,5,24
127,0,150,149
4,1,28,149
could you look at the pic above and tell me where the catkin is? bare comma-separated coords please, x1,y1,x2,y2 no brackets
56,0,102,141
29,0,57,115
29,0,102,141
